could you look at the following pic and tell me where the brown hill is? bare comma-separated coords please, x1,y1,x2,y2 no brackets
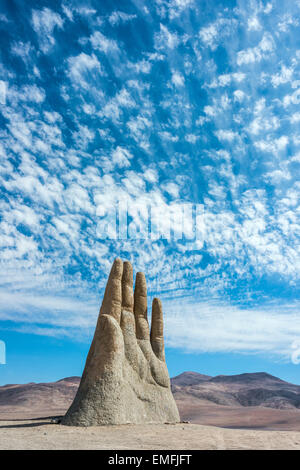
0,377,80,419
171,371,300,408
171,372,300,430
1,372,300,430
171,372,300,409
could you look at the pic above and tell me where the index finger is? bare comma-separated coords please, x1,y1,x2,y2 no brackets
100,258,123,323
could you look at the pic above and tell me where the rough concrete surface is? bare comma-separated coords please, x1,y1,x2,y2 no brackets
62,259,180,426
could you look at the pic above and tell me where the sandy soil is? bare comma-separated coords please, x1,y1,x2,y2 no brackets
1,419,300,450
2,401,300,432
176,398,300,431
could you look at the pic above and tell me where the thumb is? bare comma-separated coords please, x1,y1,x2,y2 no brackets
82,314,124,383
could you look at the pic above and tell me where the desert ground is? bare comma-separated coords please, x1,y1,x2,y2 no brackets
1,371,300,449
1,419,300,450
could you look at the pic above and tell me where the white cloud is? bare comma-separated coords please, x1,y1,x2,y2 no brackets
18,85,45,103
108,11,137,26
278,14,298,33
100,88,135,123
199,23,218,49
166,0,195,20
255,136,289,153
0,80,6,105
72,125,95,150
248,16,262,31
282,88,300,107
127,114,151,149
199,17,237,51
290,112,300,124
159,131,179,142
62,4,73,21
215,129,238,142
249,115,279,134
248,98,280,135
67,53,104,89
144,169,159,183
77,7,97,16
185,134,198,144
233,90,246,102
3,203,41,229
90,31,120,54
171,71,185,87
0,289,98,334
132,59,152,74
111,146,133,168
204,105,216,117
11,41,33,62
64,184,94,214
163,182,180,198
265,169,291,185
1,0,300,362
31,7,64,53
2,286,300,362
155,24,180,50
260,32,275,52
264,3,273,14
165,299,300,359
237,33,274,65
271,65,294,87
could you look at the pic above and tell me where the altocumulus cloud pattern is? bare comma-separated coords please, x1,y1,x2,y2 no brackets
0,0,299,359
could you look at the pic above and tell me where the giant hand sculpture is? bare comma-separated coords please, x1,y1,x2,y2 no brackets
62,258,180,426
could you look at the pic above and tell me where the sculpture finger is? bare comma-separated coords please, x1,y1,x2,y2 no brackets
120,262,138,369
99,258,123,323
83,314,124,383
134,271,149,340
121,309,138,371
121,261,134,312
150,298,165,361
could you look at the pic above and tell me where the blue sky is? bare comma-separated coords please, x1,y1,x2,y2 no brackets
0,0,300,385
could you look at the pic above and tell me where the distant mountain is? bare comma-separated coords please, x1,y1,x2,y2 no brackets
0,377,80,419
1,372,300,430
170,371,212,386
209,372,286,384
171,372,300,409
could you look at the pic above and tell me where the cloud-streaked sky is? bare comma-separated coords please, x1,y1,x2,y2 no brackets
0,0,300,384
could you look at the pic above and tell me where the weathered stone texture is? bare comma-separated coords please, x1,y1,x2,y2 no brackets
62,259,180,426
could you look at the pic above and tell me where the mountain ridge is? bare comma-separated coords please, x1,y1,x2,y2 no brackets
1,372,300,430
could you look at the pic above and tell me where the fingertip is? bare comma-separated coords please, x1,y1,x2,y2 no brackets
122,261,133,285
151,297,164,339
134,272,147,299
134,272,147,315
111,258,123,279
134,271,149,339
136,271,146,284
152,297,162,311
122,260,134,312
99,258,123,322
